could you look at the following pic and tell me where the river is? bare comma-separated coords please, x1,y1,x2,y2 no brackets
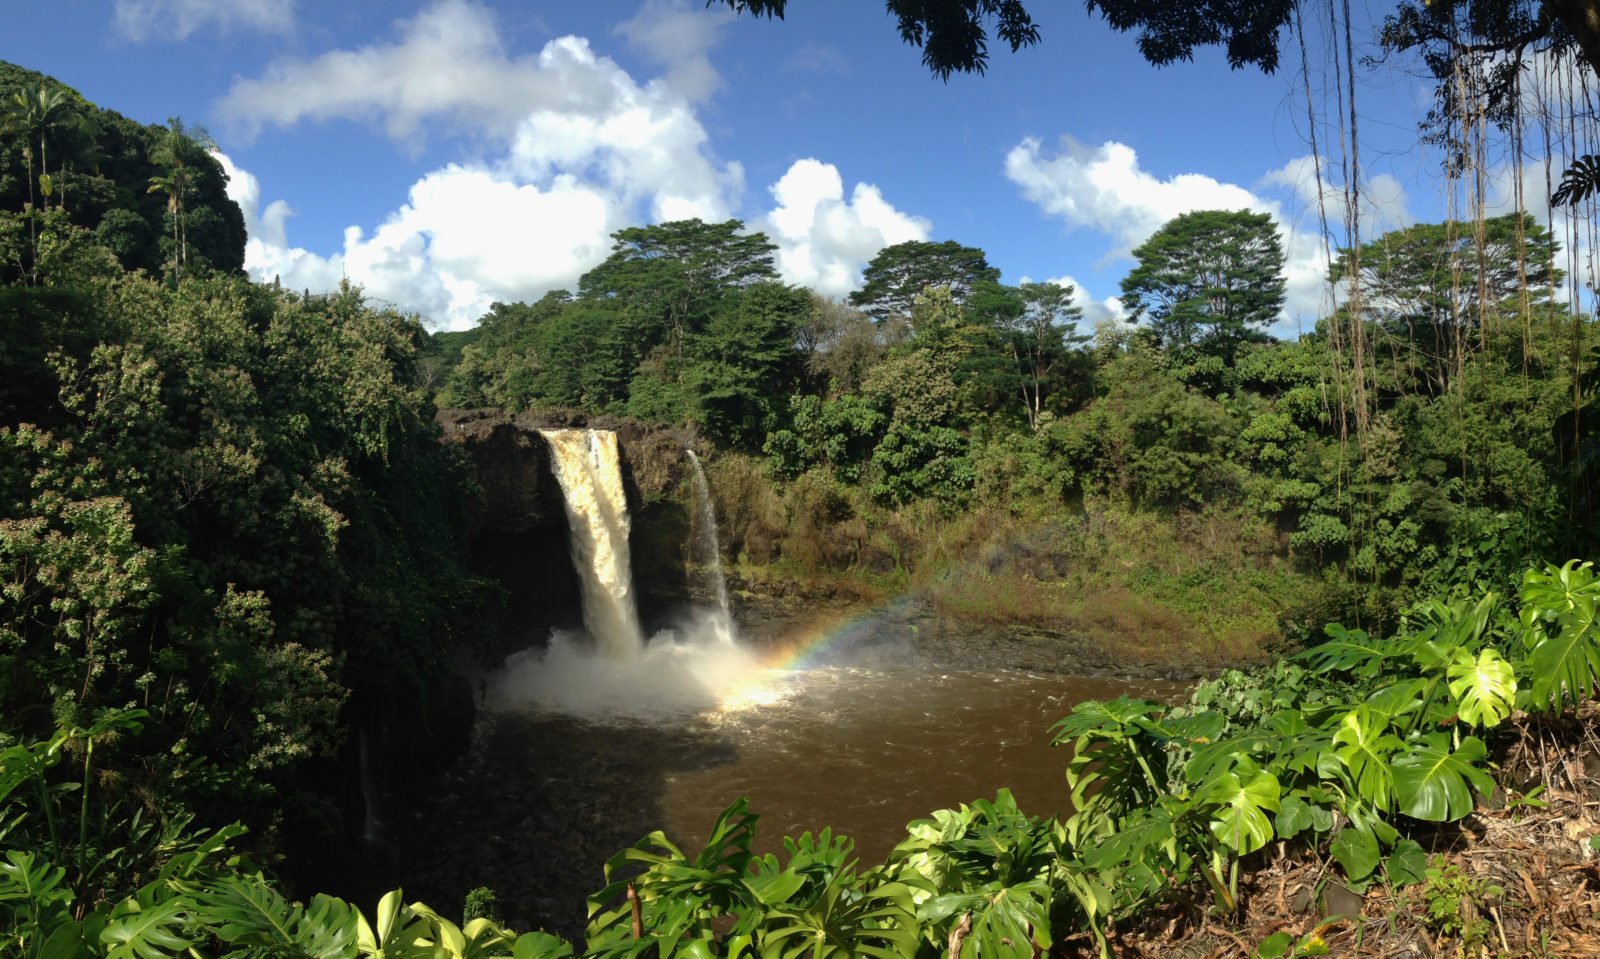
367,658,1183,939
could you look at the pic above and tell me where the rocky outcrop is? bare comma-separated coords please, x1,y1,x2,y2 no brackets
435,408,705,650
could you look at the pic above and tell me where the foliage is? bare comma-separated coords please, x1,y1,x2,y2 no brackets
430,205,1594,632
0,189,486,852
848,240,1000,324
5,564,1596,958
0,63,244,278
1420,857,1503,954
716,0,1293,76
714,2,1042,79
1120,209,1286,365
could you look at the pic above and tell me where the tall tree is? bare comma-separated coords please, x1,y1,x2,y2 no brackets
146,117,213,280
1120,209,1286,362
579,218,778,349
1330,213,1564,395
998,281,1088,430
796,295,884,396
717,1,1600,91
718,1,1600,205
2,81,75,281
850,239,1001,324
715,1,1042,77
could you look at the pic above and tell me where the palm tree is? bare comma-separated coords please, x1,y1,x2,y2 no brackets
147,117,213,280
3,83,75,210
2,82,76,282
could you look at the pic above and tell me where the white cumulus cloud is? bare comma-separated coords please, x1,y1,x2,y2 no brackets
761,158,931,298
113,0,293,41
212,0,750,329
217,0,726,154
1039,275,1127,328
214,0,938,330
614,0,732,102
1004,136,1410,332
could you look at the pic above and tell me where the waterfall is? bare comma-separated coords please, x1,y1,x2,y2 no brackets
538,429,645,658
684,450,730,620
487,429,765,720
359,727,381,843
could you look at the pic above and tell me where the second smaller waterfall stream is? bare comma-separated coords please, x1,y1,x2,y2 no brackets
685,450,731,625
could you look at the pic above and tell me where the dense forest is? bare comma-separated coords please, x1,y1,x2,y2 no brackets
427,206,1597,648
1,14,1600,955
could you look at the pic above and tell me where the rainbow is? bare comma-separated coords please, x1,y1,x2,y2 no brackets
716,598,918,710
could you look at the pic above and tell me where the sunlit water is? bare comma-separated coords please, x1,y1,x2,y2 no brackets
663,666,1181,858
484,622,1182,863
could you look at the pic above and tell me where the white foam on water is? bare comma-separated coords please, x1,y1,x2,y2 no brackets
487,608,791,721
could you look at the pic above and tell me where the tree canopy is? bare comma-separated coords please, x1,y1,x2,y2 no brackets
849,239,1000,324
0,62,244,277
717,0,1600,88
1119,209,1286,362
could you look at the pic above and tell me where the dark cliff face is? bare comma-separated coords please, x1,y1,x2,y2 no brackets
435,408,700,653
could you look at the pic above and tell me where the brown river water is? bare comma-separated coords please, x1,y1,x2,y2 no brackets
659,666,1183,857
363,655,1185,938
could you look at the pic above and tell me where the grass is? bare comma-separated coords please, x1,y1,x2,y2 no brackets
701,450,1330,665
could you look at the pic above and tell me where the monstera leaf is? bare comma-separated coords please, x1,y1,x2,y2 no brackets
1297,624,1398,678
1446,648,1517,728
918,876,1052,959
1552,154,1600,207
0,850,70,911
100,895,195,959
1392,734,1494,822
1048,697,1165,742
1331,707,1402,811
754,869,916,959
1202,761,1281,856
1522,561,1600,711
1058,701,1170,841
589,798,759,951
187,875,357,958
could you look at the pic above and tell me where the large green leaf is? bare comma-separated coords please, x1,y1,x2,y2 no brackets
1385,839,1428,887
1327,823,1379,883
355,889,435,958
189,876,356,959
1527,593,1600,711
1446,648,1516,728
100,896,195,959
1135,710,1226,746
1331,707,1401,811
1185,727,1281,782
1296,624,1397,678
513,931,576,959
589,799,761,953
1273,794,1334,841
1404,594,1497,668
918,877,1051,958
754,871,916,959
1392,734,1494,822
1048,697,1164,743
1203,763,1280,856
1520,560,1600,627
0,850,70,909
1076,806,1178,875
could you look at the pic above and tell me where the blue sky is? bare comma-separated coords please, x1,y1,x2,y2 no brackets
1,1,1522,332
